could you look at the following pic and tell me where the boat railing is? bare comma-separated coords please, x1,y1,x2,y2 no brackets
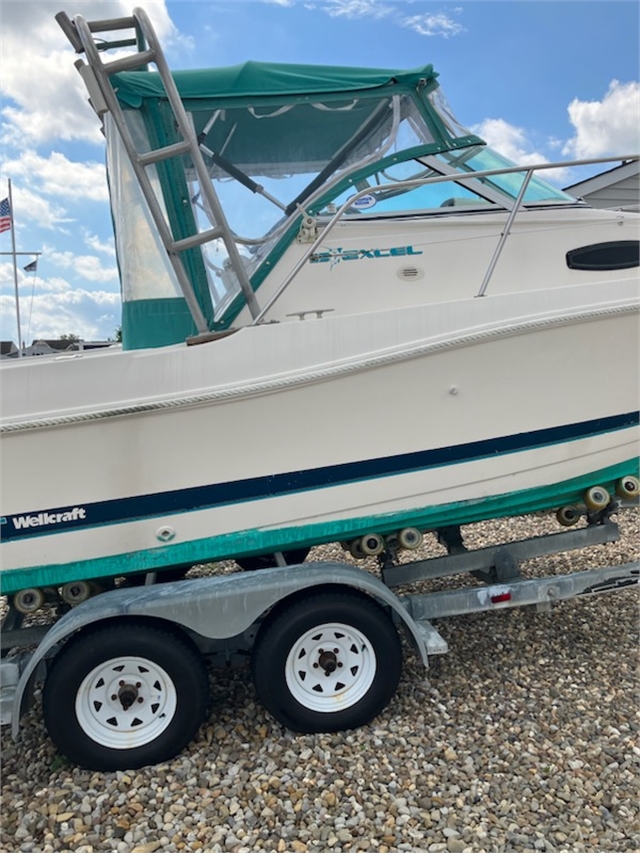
251,153,639,324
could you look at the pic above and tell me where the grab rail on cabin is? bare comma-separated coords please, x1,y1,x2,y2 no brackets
252,153,639,324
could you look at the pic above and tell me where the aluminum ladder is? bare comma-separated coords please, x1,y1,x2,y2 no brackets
56,7,261,332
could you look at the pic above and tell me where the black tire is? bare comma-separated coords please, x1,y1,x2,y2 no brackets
236,547,310,571
252,590,402,733
43,621,209,771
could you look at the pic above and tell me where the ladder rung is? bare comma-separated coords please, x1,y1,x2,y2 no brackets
169,228,224,253
56,13,140,55
138,140,192,167
95,38,139,52
102,49,156,74
86,16,137,33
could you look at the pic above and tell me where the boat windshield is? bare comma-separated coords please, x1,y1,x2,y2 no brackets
313,145,575,218
436,145,576,204
315,158,492,216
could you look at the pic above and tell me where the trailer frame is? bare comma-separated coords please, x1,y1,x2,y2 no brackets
1,511,638,770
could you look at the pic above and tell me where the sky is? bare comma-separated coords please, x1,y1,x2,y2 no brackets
0,0,638,344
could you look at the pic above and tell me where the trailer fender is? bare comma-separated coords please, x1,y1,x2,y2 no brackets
11,561,429,737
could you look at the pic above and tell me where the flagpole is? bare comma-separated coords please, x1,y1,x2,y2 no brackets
8,180,23,357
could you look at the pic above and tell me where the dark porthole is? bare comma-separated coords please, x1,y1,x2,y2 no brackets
566,240,639,271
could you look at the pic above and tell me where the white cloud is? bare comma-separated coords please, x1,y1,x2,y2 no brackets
2,149,108,203
84,233,116,257
1,288,121,343
563,80,640,159
44,248,119,284
0,1,183,344
473,119,549,167
7,186,74,231
0,247,117,293
300,0,463,33
401,10,464,38
0,258,120,342
323,0,393,19
1,53,101,146
0,1,181,145
473,118,570,183
21,277,73,295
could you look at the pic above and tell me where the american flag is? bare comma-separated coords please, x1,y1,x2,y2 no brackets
0,197,11,233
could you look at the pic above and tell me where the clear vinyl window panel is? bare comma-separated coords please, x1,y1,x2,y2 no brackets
106,114,182,303
184,93,435,314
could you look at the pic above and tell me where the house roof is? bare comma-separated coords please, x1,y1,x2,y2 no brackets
564,159,639,195
30,339,77,350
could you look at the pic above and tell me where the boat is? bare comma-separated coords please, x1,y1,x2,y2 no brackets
1,8,638,603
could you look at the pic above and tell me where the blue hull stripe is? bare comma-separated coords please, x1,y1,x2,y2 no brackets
3,411,638,543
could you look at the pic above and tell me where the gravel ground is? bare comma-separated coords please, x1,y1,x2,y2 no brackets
1,509,638,853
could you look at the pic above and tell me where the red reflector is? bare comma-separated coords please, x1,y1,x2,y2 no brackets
491,591,512,603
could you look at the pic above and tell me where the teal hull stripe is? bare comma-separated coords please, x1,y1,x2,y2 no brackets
2,411,638,544
1,457,637,595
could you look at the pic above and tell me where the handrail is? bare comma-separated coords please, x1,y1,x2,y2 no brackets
251,154,639,324
476,169,533,298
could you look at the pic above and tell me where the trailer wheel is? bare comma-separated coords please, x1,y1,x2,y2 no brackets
252,590,402,733
43,622,209,771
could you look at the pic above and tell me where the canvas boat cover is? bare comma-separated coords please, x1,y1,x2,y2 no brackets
112,61,438,107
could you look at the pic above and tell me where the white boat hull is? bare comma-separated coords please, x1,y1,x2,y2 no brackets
1,283,638,594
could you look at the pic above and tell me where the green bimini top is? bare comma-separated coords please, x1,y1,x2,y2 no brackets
112,60,438,108
109,59,469,351
111,61,445,182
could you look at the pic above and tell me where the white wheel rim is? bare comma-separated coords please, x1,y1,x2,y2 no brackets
285,622,377,712
75,656,178,749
